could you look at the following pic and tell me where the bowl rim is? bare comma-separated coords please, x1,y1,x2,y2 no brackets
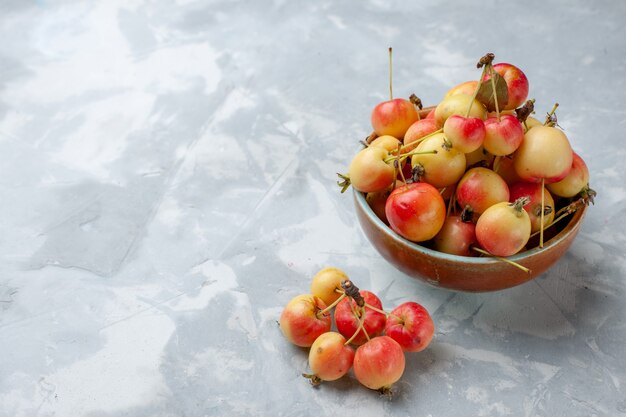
354,188,586,264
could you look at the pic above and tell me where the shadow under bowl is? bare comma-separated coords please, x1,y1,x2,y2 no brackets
353,189,587,292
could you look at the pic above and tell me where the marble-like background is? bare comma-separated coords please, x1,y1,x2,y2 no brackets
1,1,625,416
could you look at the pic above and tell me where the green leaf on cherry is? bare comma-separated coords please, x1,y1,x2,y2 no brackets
476,71,509,112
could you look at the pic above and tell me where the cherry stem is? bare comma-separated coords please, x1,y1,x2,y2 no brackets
302,373,322,386
397,128,443,153
344,303,370,345
385,149,437,165
388,47,393,100
336,172,351,193
511,196,530,214
530,212,568,238
471,246,531,273
316,292,346,318
539,178,546,248
493,156,502,174
580,185,597,205
363,302,402,321
489,65,501,121
410,94,423,121
446,188,457,217
365,131,378,144
544,103,559,126
394,143,406,185
378,386,393,398
341,279,364,307
392,160,399,189
554,205,573,218
465,65,489,117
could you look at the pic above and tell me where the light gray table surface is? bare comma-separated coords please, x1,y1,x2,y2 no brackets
1,1,625,416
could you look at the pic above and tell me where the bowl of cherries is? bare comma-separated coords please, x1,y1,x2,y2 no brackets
339,52,594,292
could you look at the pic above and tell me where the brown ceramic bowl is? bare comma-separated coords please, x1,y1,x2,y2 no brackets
353,189,587,292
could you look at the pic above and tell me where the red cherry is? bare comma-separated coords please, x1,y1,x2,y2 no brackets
403,118,439,153
509,181,555,234
432,215,478,257
384,302,434,352
385,182,446,242
353,336,405,392
483,115,524,156
491,63,529,110
279,294,331,347
442,115,486,153
335,290,386,346
456,167,510,215
371,98,419,139
546,152,590,198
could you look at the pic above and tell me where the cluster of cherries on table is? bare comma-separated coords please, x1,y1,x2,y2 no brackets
279,267,434,395
339,52,594,264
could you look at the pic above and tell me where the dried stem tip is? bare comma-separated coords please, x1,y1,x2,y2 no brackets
411,164,425,183
477,53,495,68
510,196,531,214
581,185,597,205
302,373,322,386
336,173,351,194
460,205,474,222
515,99,535,123
365,131,378,145
533,204,553,217
341,280,364,307
409,94,423,109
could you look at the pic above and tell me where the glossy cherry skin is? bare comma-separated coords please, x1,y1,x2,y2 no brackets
366,180,405,224
412,133,466,188
475,201,531,257
546,152,590,198
279,294,331,347
483,115,524,156
348,146,395,193
308,332,355,382
509,181,556,234
514,125,573,184
371,98,419,139
492,63,529,110
384,302,435,352
444,80,478,99
353,336,406,390
310,267,349,306
434,94,487,128
432,216,478,257
385,182,446,242
443,115,486,154
455,167,510,215
403,118,439,152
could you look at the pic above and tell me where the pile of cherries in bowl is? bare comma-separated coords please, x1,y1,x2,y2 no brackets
340,52,594,292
